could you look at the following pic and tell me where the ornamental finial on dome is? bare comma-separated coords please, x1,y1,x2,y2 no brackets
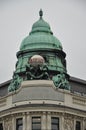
39,9,43,19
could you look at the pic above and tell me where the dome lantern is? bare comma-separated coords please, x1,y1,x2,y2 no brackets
39,9,43,19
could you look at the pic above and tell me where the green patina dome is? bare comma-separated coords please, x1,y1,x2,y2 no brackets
20,10,62,51
8,10,70,92
20,33,62,51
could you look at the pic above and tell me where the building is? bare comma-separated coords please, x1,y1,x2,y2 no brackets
0,10,86,130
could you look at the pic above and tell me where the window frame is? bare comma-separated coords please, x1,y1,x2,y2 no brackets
16,117,23,130
0,122,3,130
32,116,41,130
75,120,81,130
51,117,59,130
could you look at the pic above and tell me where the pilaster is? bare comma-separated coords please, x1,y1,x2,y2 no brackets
46,112,51,130
61,114,64,130
73,118,76,130
27,112,31,130
41,112,47,130
82,118,85,130
23,113,26,130
12,115,16,130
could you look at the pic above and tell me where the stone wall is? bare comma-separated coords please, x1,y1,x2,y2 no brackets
0,111,86,130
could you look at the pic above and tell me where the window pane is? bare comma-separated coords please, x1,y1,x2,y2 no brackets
51,118,59,124
52,124,58,130
32,117,41,123
76,121,81,130
51,117,59,130
18,126,23,130
0,123,3,130
17,119,23,125
16,118,23,130
32,124,41,129
32,117,41,130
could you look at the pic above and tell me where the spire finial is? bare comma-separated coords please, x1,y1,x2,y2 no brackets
39,9,43,19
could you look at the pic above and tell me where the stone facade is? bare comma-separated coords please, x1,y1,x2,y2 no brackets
0,112,86,130
0,80,86,130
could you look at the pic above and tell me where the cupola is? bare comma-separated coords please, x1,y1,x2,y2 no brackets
20,9,63,51
8,10,70,92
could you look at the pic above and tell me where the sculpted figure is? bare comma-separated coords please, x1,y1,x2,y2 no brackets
53,72,70,90
8,72,23,92
26,63,49,80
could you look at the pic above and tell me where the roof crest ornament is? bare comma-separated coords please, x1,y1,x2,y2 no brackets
39,9,43,19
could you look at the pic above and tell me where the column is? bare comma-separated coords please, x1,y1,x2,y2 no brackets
82,118,85,130
12,115,16,130
73,118,76,130
26,112,31,130
61,115,64,130
3,120,5,130
41,112,47,130
84,119,86,130
46,112,51,130
23,113,26,130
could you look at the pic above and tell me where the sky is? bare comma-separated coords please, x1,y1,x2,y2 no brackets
0,0,86,83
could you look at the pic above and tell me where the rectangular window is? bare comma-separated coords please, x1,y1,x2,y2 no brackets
32,117,41,130
76,121,81,130
16,118,23,130
0,123,3,130
51,117,59,130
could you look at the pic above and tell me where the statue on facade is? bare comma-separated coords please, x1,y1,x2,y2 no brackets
8,72,23,92
52,72,70,90
26,63,49,80
25,55,49,80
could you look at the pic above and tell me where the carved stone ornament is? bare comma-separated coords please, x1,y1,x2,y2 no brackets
4,118,12,130
64,117,74,130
